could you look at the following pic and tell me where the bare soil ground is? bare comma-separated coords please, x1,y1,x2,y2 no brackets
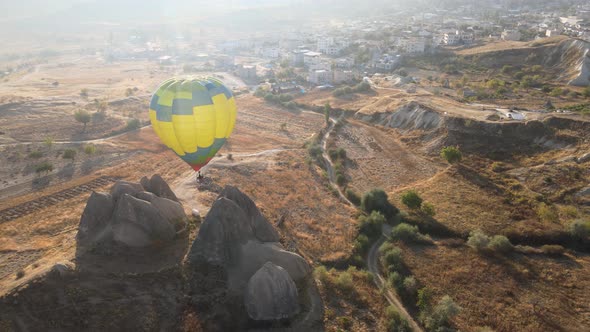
332,119,441,195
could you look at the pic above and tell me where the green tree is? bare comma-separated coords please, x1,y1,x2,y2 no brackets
361,189,398,217
324,102,331,126
74,110,91,132
440,146,462,164
401,190,423,209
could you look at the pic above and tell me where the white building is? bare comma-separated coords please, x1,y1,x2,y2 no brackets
443,30,474,45
545,29,561,37
397,38,425,53
291,49,308,66
308,69,333,85
303,51,323,68
501,30,521,41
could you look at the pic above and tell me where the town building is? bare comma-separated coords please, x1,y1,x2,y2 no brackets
308,69,333,85
501,30,521,41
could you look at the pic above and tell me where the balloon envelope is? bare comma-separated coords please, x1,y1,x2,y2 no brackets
149,77,237,171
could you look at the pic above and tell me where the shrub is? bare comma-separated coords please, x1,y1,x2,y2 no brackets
391,223,419,242
359,211,385,238
84,144,96,155
227,153,233,160
549,88,563,97
424,295,461,331
336,271,353,290
328,149,339,161
401,190,423,209
337,147,347,159
80,88,89,98
382,246,403,268
62,149,77,160
361,189,399,218
307,143,322,160
353,234,370,254
417,287,433,314
346,189,361,206
540,244,565,256
28,151,43,159
15,270,25,279
501,65,513,74
314,266,329,283
388,271,403,290
336,316,353,329
421,202,436,217
568,219,590,239
336,173,346,186
74,110,91,132
43,137,54,149
440,146,462,164
403,276,417,294
467,229,490,251
537,203,559,223
384,305,411,332
514,71,525,79
35,162,54,175
488,235,513,253
126,118,141,130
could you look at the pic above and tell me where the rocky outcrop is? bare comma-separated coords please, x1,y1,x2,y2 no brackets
245,262,300,321
140,174,179,202
187,185,311,321
76,175,186,248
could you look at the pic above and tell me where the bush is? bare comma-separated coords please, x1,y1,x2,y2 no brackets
440,146,462,164
336,271,353,290
391,223,420,242
28,151,43,159
417,287,433,312
421,202,436,217
92,110,106,123
337,147,347,159
384,305,411,332
424,295,461,331
307,143,322,160
388,271,403,290
401,190,423,209
84,144,96,155
336,173,346,186
126,118,141,130
328,149,339,161
540,244,565,256
467,229,490,251
15,270,25,279
361,189,399,218
381,246,403,268
568,219,590,239
353,234,370,254
488,235,513,253
359,211,385,238
62,149,77,160
336,316,353,329
314,266,329,283
74,110,91,131
346,189,361,206
35,162,54,175
403,276,417,295
501,65,513,74
537,203,559,223
43,137,54,149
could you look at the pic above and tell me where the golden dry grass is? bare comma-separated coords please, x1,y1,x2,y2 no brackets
400,241,590,332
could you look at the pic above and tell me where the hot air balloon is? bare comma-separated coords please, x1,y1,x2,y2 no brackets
149,77,237,172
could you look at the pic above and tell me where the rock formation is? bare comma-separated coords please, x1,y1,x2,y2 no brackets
77,176,186,249
188,185,311,321
245,262,300,321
